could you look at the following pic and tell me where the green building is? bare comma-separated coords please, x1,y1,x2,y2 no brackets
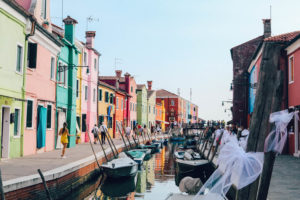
53,16,79,148
0,0,34,158
136,84,147,126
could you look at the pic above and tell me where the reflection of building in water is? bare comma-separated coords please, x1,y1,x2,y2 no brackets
155,147,165,177
136,169,146,194
146,157,155,189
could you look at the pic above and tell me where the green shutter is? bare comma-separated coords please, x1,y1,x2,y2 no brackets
14,109,19,136
47,105,51,128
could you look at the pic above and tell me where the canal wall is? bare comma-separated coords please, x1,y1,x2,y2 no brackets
3,136,166,200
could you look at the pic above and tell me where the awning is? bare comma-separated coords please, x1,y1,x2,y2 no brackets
156,120,169,124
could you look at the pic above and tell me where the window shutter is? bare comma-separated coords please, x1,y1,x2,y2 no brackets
28,43,37,68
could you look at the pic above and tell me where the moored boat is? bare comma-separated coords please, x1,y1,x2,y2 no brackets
176,159,209,173
126,150,146,165
165,193,224,200
101,156,138,179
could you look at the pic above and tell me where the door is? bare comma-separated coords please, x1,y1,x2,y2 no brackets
56,110,66,149
1,107,10,158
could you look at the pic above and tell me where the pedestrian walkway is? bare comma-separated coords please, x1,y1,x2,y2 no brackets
268,155,300,200
0,135,155,182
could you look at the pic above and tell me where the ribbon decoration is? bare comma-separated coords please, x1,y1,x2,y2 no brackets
264,110,298,154
193,138,264,199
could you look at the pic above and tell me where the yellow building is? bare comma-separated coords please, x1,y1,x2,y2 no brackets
75,40,84,143
98,81,115,138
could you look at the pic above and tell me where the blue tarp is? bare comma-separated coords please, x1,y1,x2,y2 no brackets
37,106,46,148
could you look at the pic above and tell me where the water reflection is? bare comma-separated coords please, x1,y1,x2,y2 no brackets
86,143,183,200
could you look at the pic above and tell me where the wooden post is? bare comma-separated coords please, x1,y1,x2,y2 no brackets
237,42,285,200
37,169,52,200
105,129,118,156
0,169,5,200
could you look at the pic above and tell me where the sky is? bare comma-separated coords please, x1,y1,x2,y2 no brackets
51,0,300,121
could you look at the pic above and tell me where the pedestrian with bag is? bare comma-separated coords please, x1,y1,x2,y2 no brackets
92,124,99,144
100,122,108,144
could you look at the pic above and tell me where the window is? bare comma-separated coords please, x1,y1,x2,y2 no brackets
16,45,23,73
85,86,88,100
26,100,33,128
121,100,123,110
64,66,68,87
131,86,133,93
124,99,127,110
27,43,37,69
289,56,294,83
110,93,114,104
105,91,109,103
57,62,65,85
93,88,96,102
50,57,55,80
41,0,47,19
46,105,52,129
14,108,20,136
94,58,97,70
98,89,102,101
76,79,79,98
149,106,151,113
130,103,132,111
99,115,104,125
171,100,175,106
84,52,87,65
116,98,119,109
153,106,155,114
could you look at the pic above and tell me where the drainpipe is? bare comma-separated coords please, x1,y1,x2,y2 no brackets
54,52,60,148
21,18,36,156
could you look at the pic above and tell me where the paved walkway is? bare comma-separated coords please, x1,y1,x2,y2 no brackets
268,155,300,200
0,135,153,181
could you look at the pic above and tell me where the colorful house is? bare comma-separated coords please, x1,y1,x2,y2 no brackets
124,73,137,129
15,0,63,156
75,40,84,143
98,81,115,138
136,84,147,127
52,16,79,148
146,81,156,129
0,0,33,158
114,89,126,138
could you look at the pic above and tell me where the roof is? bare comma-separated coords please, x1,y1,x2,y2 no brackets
147,90,155,99
231,35,264,51
136,84,146,90
98,81,116,91
156,89,178,98
99,76,124,82
264,31,300,42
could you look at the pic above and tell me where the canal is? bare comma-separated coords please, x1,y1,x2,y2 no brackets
63,142,198,200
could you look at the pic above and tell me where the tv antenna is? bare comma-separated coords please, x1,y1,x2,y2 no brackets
114,58,123,70
86,16,99,31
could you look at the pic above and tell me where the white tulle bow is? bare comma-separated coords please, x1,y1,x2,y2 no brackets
194,138,264,199
264,110,298,154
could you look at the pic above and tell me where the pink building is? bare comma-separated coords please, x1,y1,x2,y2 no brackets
17,0,63,155
81,31,100,142
125,73,137,128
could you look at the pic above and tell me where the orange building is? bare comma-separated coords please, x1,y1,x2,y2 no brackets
114,90,126,138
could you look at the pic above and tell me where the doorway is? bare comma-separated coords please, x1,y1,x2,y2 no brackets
1,107,10,158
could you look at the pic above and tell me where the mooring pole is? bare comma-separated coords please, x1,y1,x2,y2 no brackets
37,169,52,200
87,131,102,168
117,123,129,151
105,129,118,156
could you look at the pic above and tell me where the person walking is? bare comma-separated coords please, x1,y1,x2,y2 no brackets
59,122,74,158
100,122,108,144
92,124,99,144
125,124,131,137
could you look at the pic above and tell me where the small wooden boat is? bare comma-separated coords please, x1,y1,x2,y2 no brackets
176,159,209,173
174,150,201,160
101,156,138,179
125,150,146,165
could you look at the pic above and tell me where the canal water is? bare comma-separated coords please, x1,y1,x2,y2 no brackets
70,142,197,200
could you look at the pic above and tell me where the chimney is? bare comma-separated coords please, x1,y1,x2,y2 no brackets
86,31,96,48
147,81,152,91
124,73,131,93
263,19,271,38
63,16,78,44
115,70,122,79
